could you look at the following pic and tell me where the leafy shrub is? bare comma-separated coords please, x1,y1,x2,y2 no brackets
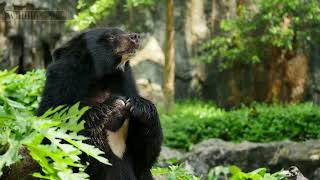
151,165,286,180
159,101,225,150
0,68,45,112
0,97,109,179
0,69,109,179
67,0,154,31
152,165,200,180
161,101,320,150
208,166,286,180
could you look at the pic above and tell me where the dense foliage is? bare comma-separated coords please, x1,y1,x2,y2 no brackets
200,0,320,69
152,165,287,180
161,101,320,150
0,69,109,179
0,68,45,112
208,166,286,180
152,165,200,180
67,0,154,31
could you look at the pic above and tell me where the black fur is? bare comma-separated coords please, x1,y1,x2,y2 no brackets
37,28,163,180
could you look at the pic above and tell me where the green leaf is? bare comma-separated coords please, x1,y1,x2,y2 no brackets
229,165,242,175
0,140,21,176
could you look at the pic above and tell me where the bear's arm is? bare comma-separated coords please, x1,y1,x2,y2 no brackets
126,97,163,179
83,96,127,133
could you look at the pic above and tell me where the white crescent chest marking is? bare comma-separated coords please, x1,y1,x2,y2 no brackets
107,119,129,159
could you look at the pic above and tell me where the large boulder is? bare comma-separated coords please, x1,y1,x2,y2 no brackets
181,139,320,179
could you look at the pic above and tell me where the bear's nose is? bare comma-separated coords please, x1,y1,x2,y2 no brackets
129,33,140,45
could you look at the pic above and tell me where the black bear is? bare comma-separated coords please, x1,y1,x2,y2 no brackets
37,28,163,180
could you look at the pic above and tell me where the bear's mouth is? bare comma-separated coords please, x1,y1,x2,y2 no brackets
116,48,137,56
115,49,137,71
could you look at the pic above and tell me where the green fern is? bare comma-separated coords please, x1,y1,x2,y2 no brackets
0,98,109,179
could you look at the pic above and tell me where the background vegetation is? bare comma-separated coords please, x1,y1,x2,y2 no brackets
201,0,320,68
161,101,320,150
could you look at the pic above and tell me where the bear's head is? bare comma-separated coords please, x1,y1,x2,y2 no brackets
53,28,140,77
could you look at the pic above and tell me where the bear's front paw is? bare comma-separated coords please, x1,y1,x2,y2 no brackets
103,96,127,120
125,96,156,123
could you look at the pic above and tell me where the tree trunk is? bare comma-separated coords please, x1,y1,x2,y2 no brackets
163,0,175,112
237,0,244,15
266,48,288,103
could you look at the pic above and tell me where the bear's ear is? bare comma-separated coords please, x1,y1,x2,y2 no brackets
52,33,85,61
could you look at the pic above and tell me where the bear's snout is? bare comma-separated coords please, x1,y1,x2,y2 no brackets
128,33,140,47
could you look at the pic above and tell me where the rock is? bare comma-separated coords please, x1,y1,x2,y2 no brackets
310,43,320,105
159,146,184,161
131,36,165,67
313,167,320,179
135,78,164,103
185,0,209,54
182,139,320,179
157,146,184,167
285,166,309,180
154,175,167,180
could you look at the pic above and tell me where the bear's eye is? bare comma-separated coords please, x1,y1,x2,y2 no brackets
108,35,115,40
104,34,115,41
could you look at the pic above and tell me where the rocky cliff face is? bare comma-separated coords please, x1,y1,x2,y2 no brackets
0,0,76,73
0,0,319,106
309,45,320,104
